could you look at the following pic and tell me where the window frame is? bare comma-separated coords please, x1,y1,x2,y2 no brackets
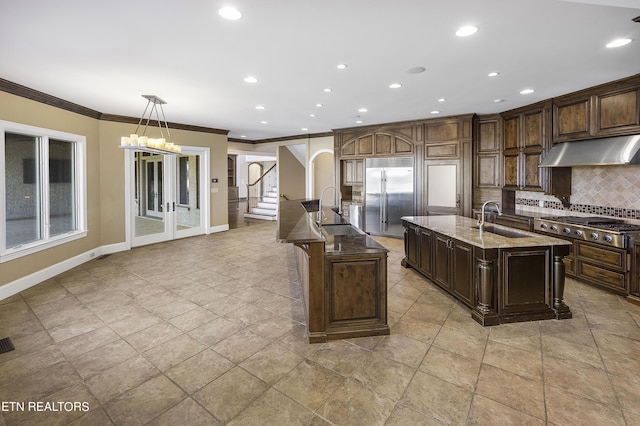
0,120,87,263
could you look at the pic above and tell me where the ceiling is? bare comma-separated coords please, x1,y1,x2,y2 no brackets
1,0,639,142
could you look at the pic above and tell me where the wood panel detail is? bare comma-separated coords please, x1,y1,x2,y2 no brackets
375,134,392,155
478,121,499,152
394,137,413,154
341,139,356,156
358,135,373,155
329,260,379,321
597,89,639,130
555,99,590,137
425,121,458,142
425,142,458,159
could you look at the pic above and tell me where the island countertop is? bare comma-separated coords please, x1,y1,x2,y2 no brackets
402,215,571,249
277,200,388,254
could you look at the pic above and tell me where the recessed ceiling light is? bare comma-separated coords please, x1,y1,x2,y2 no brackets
488,72,499,77
241,135,247,138
324,88,332,93
430,110,441,114
260,120,268,124
218,7,242,20
244,76,258,83
309,114,316,118
494,99,504,103
389,83,402,89
606,38,632,48
358,108,368,112
456,26,478,37
438,98,446,102
301,127,309,131
355,120,363,124
520,88,535,94
316,103,323,107
407,66,426,74
255,105,265,110
337,64,348,70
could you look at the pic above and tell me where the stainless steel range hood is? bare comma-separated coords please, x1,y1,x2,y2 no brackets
539,134,640,167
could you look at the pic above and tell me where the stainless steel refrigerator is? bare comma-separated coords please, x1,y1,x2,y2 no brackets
365,157,414,238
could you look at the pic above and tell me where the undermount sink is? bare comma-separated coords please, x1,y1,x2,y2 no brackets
321,223,364,236
471,224,533,238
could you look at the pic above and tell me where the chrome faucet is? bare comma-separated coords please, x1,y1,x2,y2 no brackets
478,200,502,232
317,185,342,222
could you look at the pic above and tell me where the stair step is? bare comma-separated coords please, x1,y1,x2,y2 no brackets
251,207,278,216
262,196,278,203
266,191,278,198
243,212,277,221
257,202,277,210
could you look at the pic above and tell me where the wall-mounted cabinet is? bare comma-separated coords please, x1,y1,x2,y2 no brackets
343,159,364,185
501,101,550,192
473,115,502,208
553,74,640,142
339,133,414,158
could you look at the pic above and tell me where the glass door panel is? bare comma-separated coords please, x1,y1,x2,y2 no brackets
134,152,169,242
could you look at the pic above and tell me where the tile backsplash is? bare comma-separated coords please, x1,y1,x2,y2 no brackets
516,165,640,220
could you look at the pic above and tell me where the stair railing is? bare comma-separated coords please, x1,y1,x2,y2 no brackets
246,164,277,213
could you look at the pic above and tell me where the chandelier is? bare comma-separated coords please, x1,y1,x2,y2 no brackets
119,95,182,154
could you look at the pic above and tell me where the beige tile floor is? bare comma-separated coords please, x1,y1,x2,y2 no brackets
1,221,640,425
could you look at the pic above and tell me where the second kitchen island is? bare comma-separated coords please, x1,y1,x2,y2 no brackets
278,200,390,343
402,215,573,326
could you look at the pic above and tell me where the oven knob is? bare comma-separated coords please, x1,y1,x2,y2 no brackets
563,227,571,234
574,230,583,237
550,225,558,231
603,235,613,243
590,232,598,240
540,223,548,229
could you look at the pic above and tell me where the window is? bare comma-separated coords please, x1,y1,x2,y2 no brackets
1,121,87,262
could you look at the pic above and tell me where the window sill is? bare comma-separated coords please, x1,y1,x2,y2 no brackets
0,230,88,263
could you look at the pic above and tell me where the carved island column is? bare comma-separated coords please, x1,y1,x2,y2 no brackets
471,249,500,326
552,245,572,319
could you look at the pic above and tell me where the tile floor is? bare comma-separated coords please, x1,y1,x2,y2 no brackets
1,221,640,425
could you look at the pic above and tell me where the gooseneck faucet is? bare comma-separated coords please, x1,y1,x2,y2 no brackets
317,185,342,222
478,200,502,232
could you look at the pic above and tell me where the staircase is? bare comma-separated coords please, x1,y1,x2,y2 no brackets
244,187,278,221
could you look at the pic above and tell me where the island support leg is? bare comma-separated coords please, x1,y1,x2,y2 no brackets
472,258,500,326
553,254,572,319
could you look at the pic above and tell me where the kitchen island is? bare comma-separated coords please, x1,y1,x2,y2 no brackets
402,215,572,326
278,200,390,343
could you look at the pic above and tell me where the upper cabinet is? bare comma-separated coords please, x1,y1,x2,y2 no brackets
339,132,415,158
473,115,502,207
553,74,640,142
501,100,551,192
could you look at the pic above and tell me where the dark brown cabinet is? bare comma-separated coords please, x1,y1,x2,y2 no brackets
553,74,640,142
474,115,502,208
433,232,473,306
501,101,550,192
403,223,433,278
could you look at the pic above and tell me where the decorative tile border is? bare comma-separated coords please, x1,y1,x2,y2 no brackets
516,197,640,220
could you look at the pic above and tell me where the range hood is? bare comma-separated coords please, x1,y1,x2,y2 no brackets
539,134,640,167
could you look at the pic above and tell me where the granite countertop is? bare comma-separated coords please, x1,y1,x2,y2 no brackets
402,215,572,249
277,200,388,254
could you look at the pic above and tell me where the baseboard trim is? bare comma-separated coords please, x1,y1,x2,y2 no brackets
209,224,230,233
0,242,128,302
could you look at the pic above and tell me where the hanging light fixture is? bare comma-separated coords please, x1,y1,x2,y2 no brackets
119,95,182,154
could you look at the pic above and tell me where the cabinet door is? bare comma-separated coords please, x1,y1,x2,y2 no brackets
502,116,519,152
503,153,520,190
343,160,354,185
433,234,451,290
523,151,546,191
595,87,640,137
418,228,433,278
553,96,593,142
451,240,474,307
354,160,364,184
405,224,419,267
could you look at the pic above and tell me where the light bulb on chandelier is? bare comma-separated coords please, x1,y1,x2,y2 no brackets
119,95,182,154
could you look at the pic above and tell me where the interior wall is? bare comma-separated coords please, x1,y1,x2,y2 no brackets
313,152,335,200
278,146,305,200
0,92,101,286
0,90,229,291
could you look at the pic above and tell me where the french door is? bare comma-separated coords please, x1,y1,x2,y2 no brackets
128,146,209,247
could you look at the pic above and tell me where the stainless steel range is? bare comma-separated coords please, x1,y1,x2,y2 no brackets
533,216,640,249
